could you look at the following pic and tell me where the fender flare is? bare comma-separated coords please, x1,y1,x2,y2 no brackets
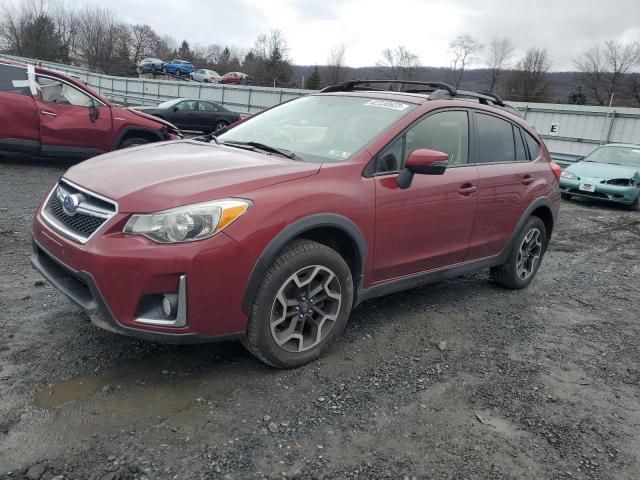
501,196,556,261
115,127,163,148
241,214,368,314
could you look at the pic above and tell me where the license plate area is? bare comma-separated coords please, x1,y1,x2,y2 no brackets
579,183,596,192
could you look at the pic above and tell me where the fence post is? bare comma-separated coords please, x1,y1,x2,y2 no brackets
221,85,226,108
605,111,617,143
247,88,252,114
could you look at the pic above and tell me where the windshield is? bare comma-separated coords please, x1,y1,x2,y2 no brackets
585,145,640,168
156,99,183,109
216,95,417,163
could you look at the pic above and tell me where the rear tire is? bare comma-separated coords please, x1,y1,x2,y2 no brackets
490,216,547,290
628,196,640,211
242,240,354,368
119,137,149,149
561,193,572,201
213,120,228,132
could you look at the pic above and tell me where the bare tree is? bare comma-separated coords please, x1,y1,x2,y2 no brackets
75,6,122,72
507,48,552,102
485,38,515,93
574,45,606,105
376,46,420,81
327,43,347,83
448,34,483,88
575,41,640,105
129,24,160,64
602,40,640,103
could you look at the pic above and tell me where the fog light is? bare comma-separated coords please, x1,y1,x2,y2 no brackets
161,294,178,318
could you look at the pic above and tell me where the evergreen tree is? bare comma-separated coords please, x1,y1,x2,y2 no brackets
567,85,587,105
177,40,192,61
305,66,321,89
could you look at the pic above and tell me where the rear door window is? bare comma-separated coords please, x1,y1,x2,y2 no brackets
475,113,516,163
514,126,528,161
0,64,30,95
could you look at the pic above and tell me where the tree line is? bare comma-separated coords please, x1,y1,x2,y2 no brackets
1,0,639,105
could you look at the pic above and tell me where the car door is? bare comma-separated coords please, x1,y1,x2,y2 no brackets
0,63,40,154
35,75,112,157
466,111,544,259
169,100,198,130
372,110,479,281
195,101,221,131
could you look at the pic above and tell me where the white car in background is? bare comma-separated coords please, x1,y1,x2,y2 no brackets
190,69,221,83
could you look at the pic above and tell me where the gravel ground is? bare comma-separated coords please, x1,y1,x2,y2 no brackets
0,156,639,480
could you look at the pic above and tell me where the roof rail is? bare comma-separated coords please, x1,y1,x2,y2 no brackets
320,79,457,97
319,79,519,112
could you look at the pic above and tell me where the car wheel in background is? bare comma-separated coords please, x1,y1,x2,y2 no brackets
561,193,572,201
490,216,547,290
242,240,354,368
629,195,640,211
119,137,150,149
213,120,229,132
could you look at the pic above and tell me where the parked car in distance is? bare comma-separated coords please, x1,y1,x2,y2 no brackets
32,80,561,368
219,71,248,84
0,61,182,159
134,98,241,133
560,143,640,210
137,58,164,74
190,69,221,83
162,60,195,76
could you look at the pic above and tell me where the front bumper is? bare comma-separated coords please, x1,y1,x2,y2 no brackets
32,210,258,343
559,178,640,205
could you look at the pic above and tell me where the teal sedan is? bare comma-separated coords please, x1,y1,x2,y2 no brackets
559,143,640,210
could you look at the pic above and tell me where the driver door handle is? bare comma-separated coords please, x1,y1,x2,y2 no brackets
458,183,477,196
41,110,58,117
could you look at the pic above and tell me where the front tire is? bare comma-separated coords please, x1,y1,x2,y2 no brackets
561,193,572,201
119,137,149,149
490,216,547,290
243,240,354,368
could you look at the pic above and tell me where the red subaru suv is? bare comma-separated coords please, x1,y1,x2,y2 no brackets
0,61,181,159
32,80,561,368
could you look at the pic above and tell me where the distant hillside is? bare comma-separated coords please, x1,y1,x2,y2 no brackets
292,65,640,107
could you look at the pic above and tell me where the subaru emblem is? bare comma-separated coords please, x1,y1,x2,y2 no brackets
62,192,81,215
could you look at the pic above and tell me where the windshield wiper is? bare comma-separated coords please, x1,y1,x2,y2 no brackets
222,141,297,160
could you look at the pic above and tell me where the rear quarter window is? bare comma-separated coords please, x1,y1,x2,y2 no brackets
524,131,540,159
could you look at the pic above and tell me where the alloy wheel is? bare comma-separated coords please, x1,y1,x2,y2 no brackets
270,265,342,353
516,228,542,280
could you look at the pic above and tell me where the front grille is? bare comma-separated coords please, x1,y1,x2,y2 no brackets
49,194,107,236
42,179,117,243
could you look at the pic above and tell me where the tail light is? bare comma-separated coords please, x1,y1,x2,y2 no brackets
550,162,562,181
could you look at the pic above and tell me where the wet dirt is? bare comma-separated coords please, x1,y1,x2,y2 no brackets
0,156,639,479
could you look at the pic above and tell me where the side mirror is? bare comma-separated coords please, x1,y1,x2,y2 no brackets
397,149,448,189
89,103,100,122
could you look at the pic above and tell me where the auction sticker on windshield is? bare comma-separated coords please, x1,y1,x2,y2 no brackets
364,99,410,110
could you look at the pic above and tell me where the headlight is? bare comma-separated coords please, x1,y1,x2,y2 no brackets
560,171,578,180
123,199,251,243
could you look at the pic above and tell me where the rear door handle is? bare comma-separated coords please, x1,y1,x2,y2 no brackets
458,183,477,196
521,175,534,185
41,110,58,117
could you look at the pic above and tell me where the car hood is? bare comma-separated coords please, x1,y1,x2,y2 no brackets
63,140,321,213
567,161,640,180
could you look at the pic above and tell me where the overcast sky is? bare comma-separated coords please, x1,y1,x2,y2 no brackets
83,0,640,70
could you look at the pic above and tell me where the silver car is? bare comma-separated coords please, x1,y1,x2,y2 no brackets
190,69,221,83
